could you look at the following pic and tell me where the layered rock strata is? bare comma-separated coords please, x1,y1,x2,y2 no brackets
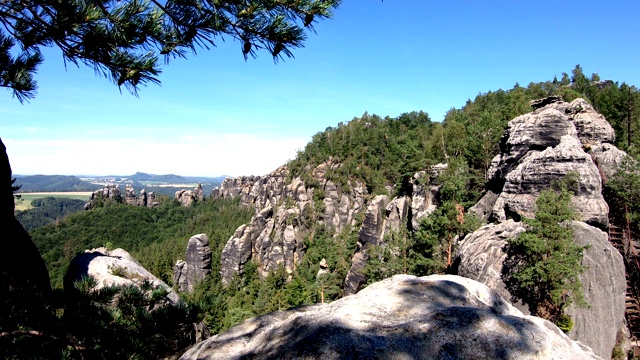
472,98,619,229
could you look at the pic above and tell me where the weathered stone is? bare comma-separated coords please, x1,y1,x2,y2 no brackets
147,191,159,207
124,184,137,205
85,184,122,209
565,98,616,145
137,188,147,207
487,107,578,186
492,135,608,228
180,274,600,360
174,260,187,292
64,247,180,305
316,258,329,278
174,234,212,293
457,220,528,312
343,195,389,295
457,220,626,359
588,143,629,180
565,221,626,359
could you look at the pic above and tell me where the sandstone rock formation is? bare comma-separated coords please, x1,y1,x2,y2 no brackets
175,184,204,207
85,184,122,209
180,274,600,360
458,218,626,358
217,162,442,288
124,184,137,205
85,184,160,209
460,98,628,358
174,234,212,293
472,98,619,229
64,247,180,305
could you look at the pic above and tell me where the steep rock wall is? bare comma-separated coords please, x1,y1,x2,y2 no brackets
215,162,442,286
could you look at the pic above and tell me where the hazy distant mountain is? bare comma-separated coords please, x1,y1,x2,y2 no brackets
127,172,189,183
14,175,102,192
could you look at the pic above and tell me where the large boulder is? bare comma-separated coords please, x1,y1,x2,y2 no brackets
64,247,180,305
174,234,212,293
180,274,599,360
457,221,626,359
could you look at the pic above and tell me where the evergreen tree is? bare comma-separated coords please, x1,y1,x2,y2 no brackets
0,0,341,101
505,177,587,329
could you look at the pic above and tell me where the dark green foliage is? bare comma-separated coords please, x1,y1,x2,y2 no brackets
604,158,640,236
0,0,341,100
288,111,435,196
505,180,587,325
1,276,198,359
15,197,86,231
365,159,481,283
14,175,101,192
31,197,253,288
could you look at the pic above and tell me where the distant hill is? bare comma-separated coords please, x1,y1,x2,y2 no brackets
15,175,102,192
127,172,189,183
185,176,227,187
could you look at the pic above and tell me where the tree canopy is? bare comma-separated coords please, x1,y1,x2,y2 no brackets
0,0,341,101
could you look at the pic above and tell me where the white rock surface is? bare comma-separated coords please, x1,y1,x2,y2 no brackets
181,275,600,360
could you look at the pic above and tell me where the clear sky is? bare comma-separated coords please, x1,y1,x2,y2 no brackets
1,1,639,177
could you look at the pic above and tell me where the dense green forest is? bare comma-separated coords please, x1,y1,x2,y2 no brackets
15,65,640,358
15,197,86,232
14,175,101,192
31,197,254,289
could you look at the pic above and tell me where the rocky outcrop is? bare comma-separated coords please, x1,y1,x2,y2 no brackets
344,194,389,295
457,220,626,359
472,98,617,229
174,234,212,293
588,142,629,180
64,247,180,305
85,184,159,209
85,184,122,209
124,184,137,205
180,274,600,360
218,161,443,288
175,184,204,207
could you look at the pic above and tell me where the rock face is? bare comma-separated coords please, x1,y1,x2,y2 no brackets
180,274,600,360
0,138,51,308
174,234,212,293
175,184,204,207
64,247,180,305
85,184,159,209
457,219,626,358
460,98,628,358
472,98,619,229
216,162,442,287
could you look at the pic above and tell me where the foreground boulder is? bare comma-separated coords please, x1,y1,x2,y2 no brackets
180,274,599,360
65,247,180,305
457,221,626,359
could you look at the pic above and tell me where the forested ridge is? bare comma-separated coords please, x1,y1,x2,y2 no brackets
14,65,640,358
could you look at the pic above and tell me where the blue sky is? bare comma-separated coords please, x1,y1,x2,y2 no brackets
2,1,639,177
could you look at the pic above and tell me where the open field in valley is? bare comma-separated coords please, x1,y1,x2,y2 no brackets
15,192,92,211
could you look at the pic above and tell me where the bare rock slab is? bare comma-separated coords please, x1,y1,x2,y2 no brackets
180,274,599,360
